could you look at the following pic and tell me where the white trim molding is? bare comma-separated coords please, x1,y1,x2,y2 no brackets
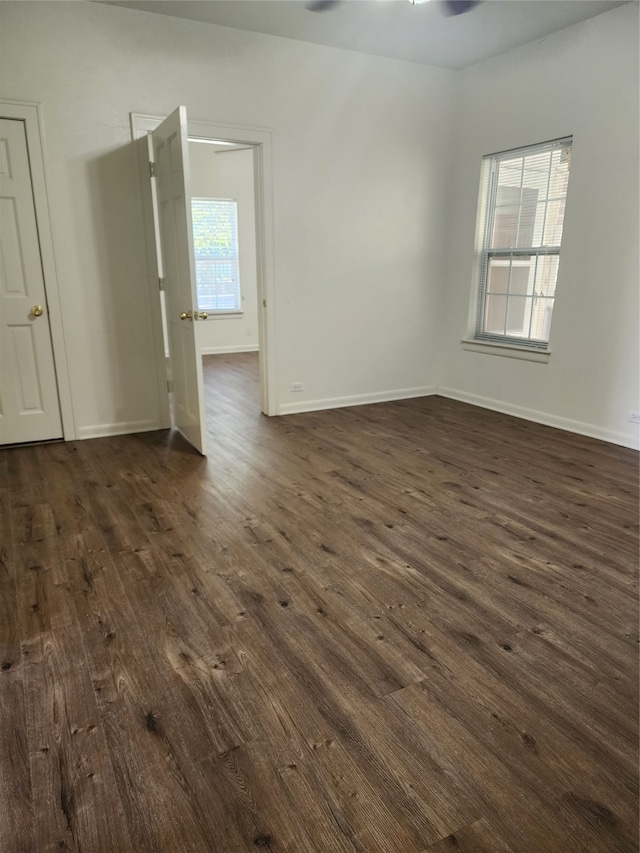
202,345,259,355
77,419,161,441
278,386,436,416
438,386,639,451
462,339,550,363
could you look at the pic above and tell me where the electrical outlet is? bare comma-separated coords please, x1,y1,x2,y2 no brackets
629,411,640,424
290,382,304,392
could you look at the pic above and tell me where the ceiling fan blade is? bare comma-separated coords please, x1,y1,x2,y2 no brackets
305,0,481,16
306,0,341,12
442,0,481,15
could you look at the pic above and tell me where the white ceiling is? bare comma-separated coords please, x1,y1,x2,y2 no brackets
99,0,628,70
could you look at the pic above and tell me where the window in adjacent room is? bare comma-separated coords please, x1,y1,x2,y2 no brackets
473,137,572,348
191,198,241,313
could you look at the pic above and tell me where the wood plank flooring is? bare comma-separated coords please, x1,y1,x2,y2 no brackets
2,351,638,852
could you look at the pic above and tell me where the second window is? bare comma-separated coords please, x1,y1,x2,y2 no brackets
475,137,572,348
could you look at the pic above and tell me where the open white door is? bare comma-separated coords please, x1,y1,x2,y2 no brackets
151,107,206,455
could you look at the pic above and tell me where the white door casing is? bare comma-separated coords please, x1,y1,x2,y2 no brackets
150,107,207,455
0,117,63,445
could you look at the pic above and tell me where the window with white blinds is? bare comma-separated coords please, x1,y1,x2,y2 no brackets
191,198,241,313
475,137,572,348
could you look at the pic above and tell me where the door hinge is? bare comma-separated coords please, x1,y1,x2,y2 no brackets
149,161,157,178
166,379,174,393
158,277,164,291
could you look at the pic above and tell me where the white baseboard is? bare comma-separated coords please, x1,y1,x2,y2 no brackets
74,387,639,451
201,345,259,355
76,419,161,440
437,386,640,451
278,386,437,416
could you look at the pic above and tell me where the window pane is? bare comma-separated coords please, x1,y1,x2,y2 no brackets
477,138,571,346
505,295,532,337
497,160,522,191
534,255,559,298
509,260,533,296
486,255,534,297
195,259,239,311
516,190,540,247
491,144,570,250
543,199,566,246
529,296,554,341
191,198,241,312
522,200,545,247
491,184,521,248
491,205,519,248
521,151,551,199
484,294,508,336
548,148,571,197
486,258,511,294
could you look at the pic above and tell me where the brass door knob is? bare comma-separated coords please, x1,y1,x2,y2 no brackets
198,312,208,320
31,305,44,317
179,311,193,320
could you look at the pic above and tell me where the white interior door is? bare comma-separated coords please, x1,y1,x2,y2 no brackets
151,107,207,455
0,118,63,445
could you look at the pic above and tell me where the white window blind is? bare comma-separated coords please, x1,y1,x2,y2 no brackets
191,198,241,313
475,137,572,348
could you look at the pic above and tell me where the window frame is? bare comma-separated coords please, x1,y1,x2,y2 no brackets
191,197,242,316
473,137,572,351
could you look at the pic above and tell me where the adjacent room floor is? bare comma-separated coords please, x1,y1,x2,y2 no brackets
2,352,638,852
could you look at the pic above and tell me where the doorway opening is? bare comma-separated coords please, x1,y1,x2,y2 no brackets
131,111,276,455
188,137,262,436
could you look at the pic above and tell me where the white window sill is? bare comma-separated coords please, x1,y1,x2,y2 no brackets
201,311,244,320
461,339,550,363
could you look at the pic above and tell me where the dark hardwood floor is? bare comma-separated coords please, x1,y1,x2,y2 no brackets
2,351,638,852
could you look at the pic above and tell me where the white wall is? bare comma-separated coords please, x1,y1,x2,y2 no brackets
189,144,259,355
438,2,639,449
1,1,637,447
0,1,453,435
